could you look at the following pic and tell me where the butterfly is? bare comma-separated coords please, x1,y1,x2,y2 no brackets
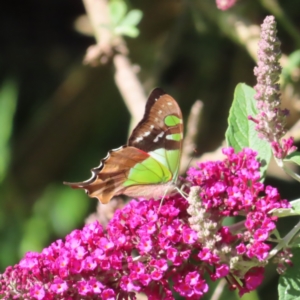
64,88,183,204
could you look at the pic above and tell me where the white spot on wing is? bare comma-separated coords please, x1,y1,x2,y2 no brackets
143,131,151,137
166,133,183,140
167,102,172,106
135,137,143,143
153,132,164,143
158,110,162,115
150,125,154,129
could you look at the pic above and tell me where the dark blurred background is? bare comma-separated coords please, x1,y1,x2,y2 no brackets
1,0,300,299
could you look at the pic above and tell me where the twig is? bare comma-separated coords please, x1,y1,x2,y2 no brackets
81,0,147,130
180,100,203,173
210,278,227,300
114,54,147,131
85,197,125,228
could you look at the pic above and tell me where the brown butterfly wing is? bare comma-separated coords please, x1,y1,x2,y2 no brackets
128,88,183,153
64,146,149,204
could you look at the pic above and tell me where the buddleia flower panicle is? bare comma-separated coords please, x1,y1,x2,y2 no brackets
0,148,290,299
187,147,290,296
216,0,237,10
250,15,297,159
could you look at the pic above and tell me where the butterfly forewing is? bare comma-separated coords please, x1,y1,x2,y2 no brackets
128,88,183,182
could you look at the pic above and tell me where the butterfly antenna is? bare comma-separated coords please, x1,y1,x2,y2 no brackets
184,148,198,173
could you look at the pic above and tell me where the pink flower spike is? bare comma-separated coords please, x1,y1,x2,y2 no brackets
0,145,291,299
252,15,297,158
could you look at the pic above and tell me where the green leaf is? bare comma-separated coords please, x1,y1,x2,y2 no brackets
225,83,272,179
271,207,300,218
290,236,300,248
271,199,300,218
291,199,300,213
109,0,127,25
285,151,300,166
120,9,143,27
278,248,300,300
0,79,18,182
114,9,143,38
115,25,139,37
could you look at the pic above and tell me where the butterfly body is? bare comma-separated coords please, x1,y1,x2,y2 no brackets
65,88,183,204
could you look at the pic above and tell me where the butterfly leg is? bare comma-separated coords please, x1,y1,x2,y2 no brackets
157,185,173,212
175,185,189,200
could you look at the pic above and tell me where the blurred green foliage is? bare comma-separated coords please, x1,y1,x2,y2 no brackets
1,0,300,299
109,0,143,37
0,80,17,183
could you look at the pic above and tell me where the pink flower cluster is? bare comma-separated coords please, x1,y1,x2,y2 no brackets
0,197,204,300
0,148,290,299
187,147,290,295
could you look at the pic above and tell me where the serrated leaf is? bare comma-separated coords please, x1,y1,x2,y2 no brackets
225,83,272,179
278,248,300,300
120,9,143,27
109,0,127,25
115,25,139,37
285,151,300,166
